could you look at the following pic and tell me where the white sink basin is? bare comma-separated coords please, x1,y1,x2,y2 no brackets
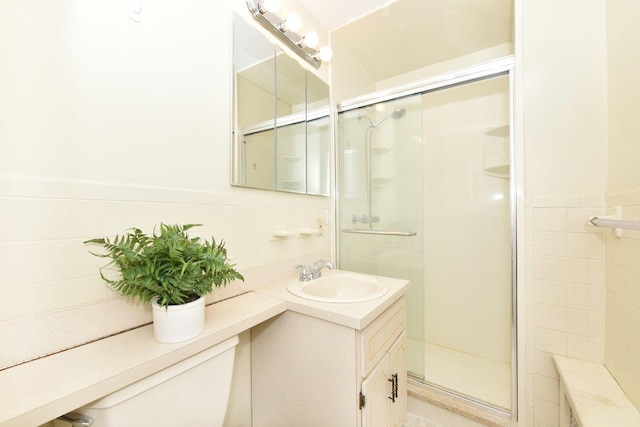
286,273,388,303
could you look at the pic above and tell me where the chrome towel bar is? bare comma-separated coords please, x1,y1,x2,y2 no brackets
342,229,417,237
588,216,640,231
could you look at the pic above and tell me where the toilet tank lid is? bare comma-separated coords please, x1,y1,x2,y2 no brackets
84,335,239,409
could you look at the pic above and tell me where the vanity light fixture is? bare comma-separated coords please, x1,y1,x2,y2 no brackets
258,0,280,14
246,0,332,69
316,46,333,62
281,12,302,32
299,30,319,49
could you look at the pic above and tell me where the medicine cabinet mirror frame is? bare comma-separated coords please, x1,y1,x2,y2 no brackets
231,12,330,196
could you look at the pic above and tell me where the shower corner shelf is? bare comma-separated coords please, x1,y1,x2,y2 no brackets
483,124,510,179
371,177,394,188
371,145,393,155
484,124,509,137
484,165,510,179
279,180,303,190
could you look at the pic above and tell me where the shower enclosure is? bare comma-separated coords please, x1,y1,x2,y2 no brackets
337,58,516,416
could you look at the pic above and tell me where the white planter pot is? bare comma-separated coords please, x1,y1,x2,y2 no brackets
151,296,205,343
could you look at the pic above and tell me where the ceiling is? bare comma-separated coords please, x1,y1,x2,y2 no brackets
300,0,514,82
298,0,399,30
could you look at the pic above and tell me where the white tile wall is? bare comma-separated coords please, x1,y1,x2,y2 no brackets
604,190,640,410
0,176,331,322
526,195,606,427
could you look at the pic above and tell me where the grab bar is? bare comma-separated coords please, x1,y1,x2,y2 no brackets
588,216,640,231
341,229,417,237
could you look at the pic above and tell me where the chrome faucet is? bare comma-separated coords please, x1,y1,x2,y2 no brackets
295,259,334,282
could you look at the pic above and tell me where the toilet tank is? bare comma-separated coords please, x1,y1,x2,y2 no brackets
76,335,239,427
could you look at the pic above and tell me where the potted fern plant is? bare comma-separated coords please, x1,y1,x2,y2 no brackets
84,223,244,343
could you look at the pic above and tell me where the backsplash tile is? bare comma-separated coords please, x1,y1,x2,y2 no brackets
0,175,331,323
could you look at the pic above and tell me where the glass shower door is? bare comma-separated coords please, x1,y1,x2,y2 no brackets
337,73,513,412
337,95,426,379
421,75,512,410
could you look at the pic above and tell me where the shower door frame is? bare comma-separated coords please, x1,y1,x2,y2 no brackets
334,55,520,421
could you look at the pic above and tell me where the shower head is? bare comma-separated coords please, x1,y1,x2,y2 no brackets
391,108,406,119
374,108,406,126
357,108,406,127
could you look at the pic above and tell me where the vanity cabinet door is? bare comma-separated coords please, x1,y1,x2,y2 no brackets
360,331,407,427
361,355,391,427
389,333,407,427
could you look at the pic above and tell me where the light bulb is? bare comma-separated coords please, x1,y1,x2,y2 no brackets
318,46,333,62
302,31,319,48
284,12,302,32
260,0,280,14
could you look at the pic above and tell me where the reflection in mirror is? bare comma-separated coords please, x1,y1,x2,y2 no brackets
277,121,307,193
243,129,276,190
234,14,275,128
306,115,330,195
275,51,307,194
276,52,306,119
232,12,330,196
306,70,330,196
307,70,330,111
233,13,276,189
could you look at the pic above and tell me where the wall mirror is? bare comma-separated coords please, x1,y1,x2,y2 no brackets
232,13,330,196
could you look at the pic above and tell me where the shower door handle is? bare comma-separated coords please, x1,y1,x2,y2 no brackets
342,229,417,236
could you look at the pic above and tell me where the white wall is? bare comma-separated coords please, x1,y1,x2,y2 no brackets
521,1,608,198
520,0,609,426
604,0,640,411
0,2,331,425
0,0,331,320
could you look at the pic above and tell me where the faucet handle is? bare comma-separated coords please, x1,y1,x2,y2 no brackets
295,264,311,281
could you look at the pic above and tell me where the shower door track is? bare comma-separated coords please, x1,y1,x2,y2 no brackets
334,54,519,422
407,375,513,420
336,56,514,114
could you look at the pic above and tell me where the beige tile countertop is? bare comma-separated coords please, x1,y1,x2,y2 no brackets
553,355,640,427
254,269,410,330
0,292,286,427
0,269,408,426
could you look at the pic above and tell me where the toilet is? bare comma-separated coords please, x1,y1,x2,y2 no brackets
63,335,239,427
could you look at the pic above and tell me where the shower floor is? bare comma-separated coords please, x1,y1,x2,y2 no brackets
410,339,511,410
403,412,438,427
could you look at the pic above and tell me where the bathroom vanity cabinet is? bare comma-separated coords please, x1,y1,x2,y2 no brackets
251,297,406,427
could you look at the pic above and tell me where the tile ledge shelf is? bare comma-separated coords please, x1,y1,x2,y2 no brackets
0,292,287,427
553,355,640,427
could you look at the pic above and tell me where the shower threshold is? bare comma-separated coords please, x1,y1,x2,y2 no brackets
407,377,513,427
